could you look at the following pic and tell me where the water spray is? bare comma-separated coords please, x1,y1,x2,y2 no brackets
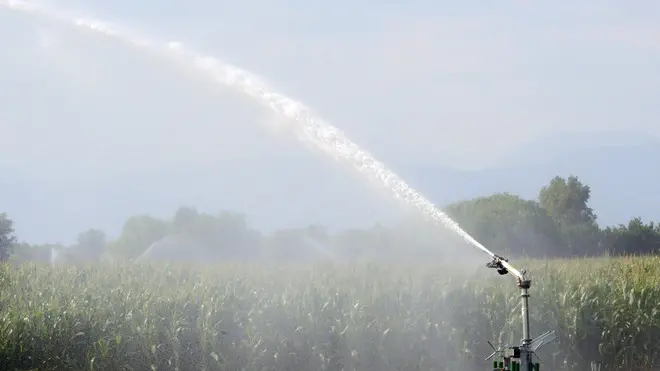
484,254,557,371
2,2,559,369
0,0,506,266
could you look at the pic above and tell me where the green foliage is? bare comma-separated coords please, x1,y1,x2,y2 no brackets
172,206,199,235
539,175,597,225
3,174,660,371
2,258,660,370
539,175,601,255
8,243,57,265
0,213,16,261
107,215,169,259
446,193,565,257
7,174,660,263
602,218,660,255
76,228,107,253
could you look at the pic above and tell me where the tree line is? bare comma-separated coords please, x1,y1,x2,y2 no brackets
2,175,660,264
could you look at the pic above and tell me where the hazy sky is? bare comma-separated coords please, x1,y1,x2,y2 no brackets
1,1,660,243
2,0,659,178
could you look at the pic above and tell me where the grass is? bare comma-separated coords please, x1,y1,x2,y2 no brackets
1,257,660,370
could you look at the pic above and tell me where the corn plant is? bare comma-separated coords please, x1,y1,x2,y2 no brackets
1,257,659,370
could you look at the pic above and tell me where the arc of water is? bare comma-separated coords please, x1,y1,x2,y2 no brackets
2,0,522,277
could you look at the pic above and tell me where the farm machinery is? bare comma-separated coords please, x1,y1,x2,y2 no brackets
483,254,557,371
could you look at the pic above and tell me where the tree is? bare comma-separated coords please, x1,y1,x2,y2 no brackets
602,218,660,256
179,210,262,260
74,228,107,260
0,213,16,261
10,242,61,264
446,193,567,258
538,176,601,255
172,206,199,235
12,171,660,264
539,176,597,224
107,215,169,259
209,211,262,259
77,228,106,252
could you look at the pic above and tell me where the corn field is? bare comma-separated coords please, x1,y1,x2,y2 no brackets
1,257,660,371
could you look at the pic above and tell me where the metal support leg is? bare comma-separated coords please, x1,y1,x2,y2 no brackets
519,279,533,371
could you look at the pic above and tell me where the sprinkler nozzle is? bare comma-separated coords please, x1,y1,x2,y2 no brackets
486,255,509,275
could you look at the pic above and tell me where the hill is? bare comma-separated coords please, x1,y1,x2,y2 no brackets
397,131,660,227
2,132,659,243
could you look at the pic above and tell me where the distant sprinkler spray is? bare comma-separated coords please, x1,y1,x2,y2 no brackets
2,3,559,369
50,247,57,265
1,0,495,261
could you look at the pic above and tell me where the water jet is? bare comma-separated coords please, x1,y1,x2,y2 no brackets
484,255,556,371
2,2,560,368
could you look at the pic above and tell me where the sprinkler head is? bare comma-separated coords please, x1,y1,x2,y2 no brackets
486,255,509,275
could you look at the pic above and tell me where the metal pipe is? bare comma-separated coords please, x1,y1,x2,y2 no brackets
519,279,533,371
484,254,558,370
521,285,531,343
501,259,524,281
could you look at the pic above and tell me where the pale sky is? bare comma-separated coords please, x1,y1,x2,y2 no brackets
1,1,659,243
2,0,659,178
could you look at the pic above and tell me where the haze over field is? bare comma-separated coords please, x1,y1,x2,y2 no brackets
3,3,660,370
1,0,659,244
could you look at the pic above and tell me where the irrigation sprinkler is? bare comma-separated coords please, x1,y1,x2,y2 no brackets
484,255,557,371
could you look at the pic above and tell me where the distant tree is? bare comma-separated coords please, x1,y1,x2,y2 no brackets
539,176,597,224
538,176,602,255
10,243,59,264
107,206,268,262
602,218,660,256
77,228,106,252
73,228,107,261
172,206,199,235
107,215,169,259
211,211,262,259
19,171,660,264
446,193,567,258
0,213,16,261
182,210,262,260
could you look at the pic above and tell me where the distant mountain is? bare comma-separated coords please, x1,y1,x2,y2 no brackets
2,132,659,244
497,130,660,167
396,131,660,227
0,154,403,244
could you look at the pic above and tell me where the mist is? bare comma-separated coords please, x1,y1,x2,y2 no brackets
2,0,660,370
